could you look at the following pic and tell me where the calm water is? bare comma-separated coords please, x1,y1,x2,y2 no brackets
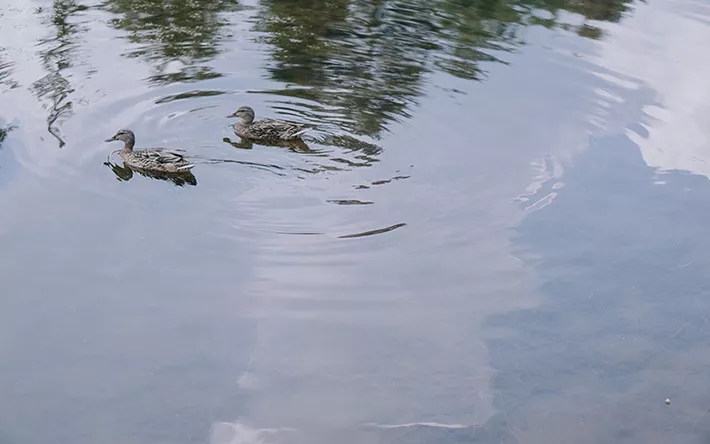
2,0,710,442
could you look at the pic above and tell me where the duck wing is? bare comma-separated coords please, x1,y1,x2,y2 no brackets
136,148,187,164
253,119,308,140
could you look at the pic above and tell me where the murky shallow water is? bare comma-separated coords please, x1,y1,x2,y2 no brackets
2,0,710,442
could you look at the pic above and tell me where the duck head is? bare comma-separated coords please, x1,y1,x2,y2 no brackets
227,106,255,124
105,129,135,149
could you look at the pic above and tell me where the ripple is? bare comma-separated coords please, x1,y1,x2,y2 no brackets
211,422,296,444
326,199,374,206
337,222,407,239
354,174,411,189
155,89,229,104
365,421,470,429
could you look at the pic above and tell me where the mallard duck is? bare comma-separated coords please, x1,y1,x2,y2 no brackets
227,106,307,141
104,129,194,173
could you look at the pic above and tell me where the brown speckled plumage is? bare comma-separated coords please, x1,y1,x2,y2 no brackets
228,106,307,141
105,129,194,173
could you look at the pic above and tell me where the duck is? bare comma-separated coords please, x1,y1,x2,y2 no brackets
104,129,194,173
227,106,307,141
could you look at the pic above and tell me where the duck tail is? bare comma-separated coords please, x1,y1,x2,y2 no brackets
177,164,195,171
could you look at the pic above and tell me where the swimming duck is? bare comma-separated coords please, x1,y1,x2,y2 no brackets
104,129,194,173
227,106,307,141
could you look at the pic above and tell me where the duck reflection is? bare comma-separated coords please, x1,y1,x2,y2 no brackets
222,131,382,173
104,161,198,186
222,136,312,153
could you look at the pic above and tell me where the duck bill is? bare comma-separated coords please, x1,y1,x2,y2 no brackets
226,112,237,118
104,136,115,142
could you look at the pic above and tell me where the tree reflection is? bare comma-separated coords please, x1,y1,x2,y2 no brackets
101,0,242,84
0,121,16,171
0,124,12,148
255,0,433,137
31,0,89,147
0,50,19,92
255,0,634,138
566,0,632,22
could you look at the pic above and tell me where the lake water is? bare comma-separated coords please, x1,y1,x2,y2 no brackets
2,0,710,442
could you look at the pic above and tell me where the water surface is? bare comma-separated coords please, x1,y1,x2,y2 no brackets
2,0,710,443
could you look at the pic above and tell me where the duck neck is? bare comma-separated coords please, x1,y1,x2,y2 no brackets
240,115,254,125
121,139,135,151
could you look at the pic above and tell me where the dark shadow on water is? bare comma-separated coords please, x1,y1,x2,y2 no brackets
104,161,198,186
482,134,710,441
